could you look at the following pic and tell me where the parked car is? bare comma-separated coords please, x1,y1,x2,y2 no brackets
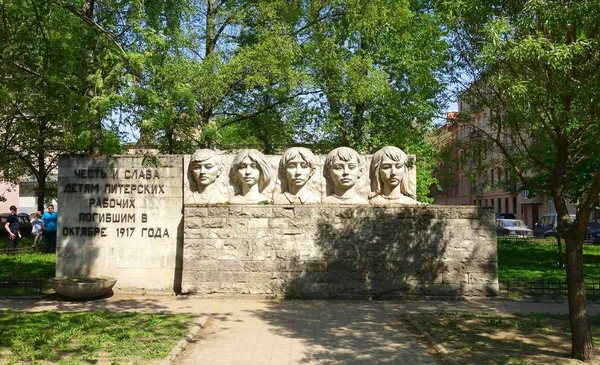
496,219,534,238
533,214,576,238
0,212,33,237
586,222,600,245
496,212,516,220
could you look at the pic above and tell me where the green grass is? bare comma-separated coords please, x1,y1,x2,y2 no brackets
0,310,196,364
411,311,600,364
1,236,56,296
497,238,600,284
0,252,56,279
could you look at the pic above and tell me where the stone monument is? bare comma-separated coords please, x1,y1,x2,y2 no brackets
55,147,499,298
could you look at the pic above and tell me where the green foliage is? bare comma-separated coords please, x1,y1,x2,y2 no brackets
1,0,450,203
437,0,600,216
0,310,195,364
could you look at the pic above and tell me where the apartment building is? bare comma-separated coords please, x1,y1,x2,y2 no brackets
432,105,561,229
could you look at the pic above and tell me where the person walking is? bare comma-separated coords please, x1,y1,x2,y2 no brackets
4,205,21,254
30,211,44,253
41,204,57,252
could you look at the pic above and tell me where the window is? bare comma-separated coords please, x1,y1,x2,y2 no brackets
512,197,517,214
505,198,509,213
498,198,501,213
491,199,494,207
485,199,488,206
547,199,553,214
474,200,477,205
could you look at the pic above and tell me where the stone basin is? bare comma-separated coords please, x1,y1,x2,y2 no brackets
49,276,117,299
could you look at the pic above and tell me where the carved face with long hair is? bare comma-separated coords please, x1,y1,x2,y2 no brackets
369,146,416,199
230,149,273,193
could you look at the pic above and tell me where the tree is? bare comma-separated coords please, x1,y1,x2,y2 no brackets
437,0,600,361
297,0,448,201
0,0,150,207
133,0,307,153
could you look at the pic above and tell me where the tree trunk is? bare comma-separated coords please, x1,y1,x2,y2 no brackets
82,0,101,153
199,0,216,134
36,118,47,211
556,236,564,268
565,232,596,361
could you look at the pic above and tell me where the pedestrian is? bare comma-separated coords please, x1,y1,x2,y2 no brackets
41,204,57,252
30,211,44,253
4,205,21,253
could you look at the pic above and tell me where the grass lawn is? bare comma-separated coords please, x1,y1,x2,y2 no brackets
411,311,600,365
1,236,56,296
0,310,196,364
497,237,600,284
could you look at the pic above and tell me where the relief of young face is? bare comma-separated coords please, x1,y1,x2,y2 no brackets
285,155,314,188
237,156,261,188
329,155,360,188
379,155,404,189
191,157,221,186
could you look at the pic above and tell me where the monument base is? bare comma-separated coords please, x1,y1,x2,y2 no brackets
181,205,498,298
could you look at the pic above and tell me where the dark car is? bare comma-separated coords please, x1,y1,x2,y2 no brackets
496,219,534,238
496,212,517,220
586,222,600,244
0,212,33,237
533,214,576,238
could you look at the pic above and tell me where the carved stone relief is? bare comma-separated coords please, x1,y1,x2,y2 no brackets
229,149,274,204
188,149,228,204
368,146,422,205
183,146,421,205
274,147,321,204
322,147,368,204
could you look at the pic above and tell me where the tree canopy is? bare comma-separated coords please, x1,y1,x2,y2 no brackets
1,0,450,204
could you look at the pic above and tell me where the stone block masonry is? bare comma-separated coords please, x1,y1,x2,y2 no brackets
56,155,183,290
182,205,498,298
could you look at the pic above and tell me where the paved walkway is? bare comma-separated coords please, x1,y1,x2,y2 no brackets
2,294,600,365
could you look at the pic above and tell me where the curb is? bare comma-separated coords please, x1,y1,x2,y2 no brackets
405,314,459,365
160,315,210,365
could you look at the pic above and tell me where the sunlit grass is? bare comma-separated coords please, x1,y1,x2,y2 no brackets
497,238,600,284
0,310,196,364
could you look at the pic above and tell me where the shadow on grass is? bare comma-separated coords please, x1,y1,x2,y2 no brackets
412,312,600,364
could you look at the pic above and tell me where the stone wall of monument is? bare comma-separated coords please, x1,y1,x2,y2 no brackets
56,155,183,290
181,205,498,298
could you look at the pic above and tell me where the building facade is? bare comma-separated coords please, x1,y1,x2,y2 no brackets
432,105,569,229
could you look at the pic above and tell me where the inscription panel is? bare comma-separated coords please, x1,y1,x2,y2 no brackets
56,155,183,290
